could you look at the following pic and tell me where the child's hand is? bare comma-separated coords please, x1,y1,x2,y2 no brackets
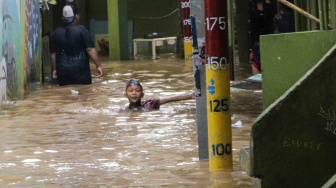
188,91,196,99
191,94,195,99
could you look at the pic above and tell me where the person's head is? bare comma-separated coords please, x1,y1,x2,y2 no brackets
125,80,144,104
61,4,79,24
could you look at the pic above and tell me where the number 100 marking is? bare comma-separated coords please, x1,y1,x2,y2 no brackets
211,143,232,156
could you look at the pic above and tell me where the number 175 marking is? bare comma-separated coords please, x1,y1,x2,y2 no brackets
206,17,226,31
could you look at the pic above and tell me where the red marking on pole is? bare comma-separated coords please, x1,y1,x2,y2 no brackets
181,0,192,39
204,0,228,60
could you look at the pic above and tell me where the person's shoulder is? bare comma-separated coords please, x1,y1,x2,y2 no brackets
66,24,87,30
75,24,89,30
76,24,86,28
51,26,65,37
74,25,90,34
54,26,65,32
142,98,160,109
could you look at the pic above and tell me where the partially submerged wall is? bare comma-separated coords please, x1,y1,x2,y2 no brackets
0,0,41,107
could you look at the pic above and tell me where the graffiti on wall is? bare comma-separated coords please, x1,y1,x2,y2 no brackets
0,0,21,105
25,0,39,92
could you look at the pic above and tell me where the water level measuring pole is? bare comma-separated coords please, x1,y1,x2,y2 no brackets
204,0,233,171
181,0,193,59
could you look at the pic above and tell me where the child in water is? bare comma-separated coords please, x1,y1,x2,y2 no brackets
125,80,195,110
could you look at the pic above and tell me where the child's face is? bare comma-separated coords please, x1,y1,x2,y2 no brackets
125,85,144,104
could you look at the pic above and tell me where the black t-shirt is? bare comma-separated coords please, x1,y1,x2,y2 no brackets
50,24,95,85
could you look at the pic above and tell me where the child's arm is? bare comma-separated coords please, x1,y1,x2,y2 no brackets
159,92,195,105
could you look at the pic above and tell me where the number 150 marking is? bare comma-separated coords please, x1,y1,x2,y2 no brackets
206,17,226,31
208,56,228,70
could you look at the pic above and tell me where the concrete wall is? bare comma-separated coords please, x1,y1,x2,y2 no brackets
261,30,336,109
250,44,336,188
127,0,180,39
108,0,128,60
0,0,41,107
87,0,108,42
129,0,181,58
108,0,181,60
86,0,108,21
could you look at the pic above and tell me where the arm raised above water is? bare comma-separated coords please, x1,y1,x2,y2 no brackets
159,92,195,106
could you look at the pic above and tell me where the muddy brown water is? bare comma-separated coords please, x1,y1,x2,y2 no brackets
0,55,263,187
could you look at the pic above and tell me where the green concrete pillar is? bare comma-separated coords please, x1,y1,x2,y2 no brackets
301,0,308,31
331,1,336,29
108,0,129,60
318,0,326,30
307,0,318,30
294,0,301,31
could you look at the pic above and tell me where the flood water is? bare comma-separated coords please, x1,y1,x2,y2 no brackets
0,55,263,187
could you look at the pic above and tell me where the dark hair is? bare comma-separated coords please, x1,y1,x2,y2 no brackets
69,3,79,15
126,80,143,91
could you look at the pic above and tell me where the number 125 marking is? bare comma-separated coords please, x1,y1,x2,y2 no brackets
209,98,229,112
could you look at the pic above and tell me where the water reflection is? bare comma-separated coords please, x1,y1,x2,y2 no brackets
0,56,262,187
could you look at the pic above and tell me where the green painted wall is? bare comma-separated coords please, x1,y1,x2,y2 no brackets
331,1,336,29
127,0,180,39
108,0,120,60
108,0,128,60
119,1,129,60
108,0,181,60
261,30,336,109
251,45,336,188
